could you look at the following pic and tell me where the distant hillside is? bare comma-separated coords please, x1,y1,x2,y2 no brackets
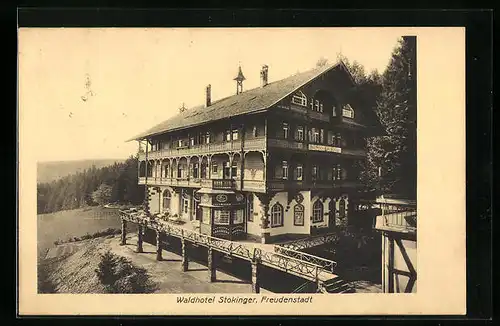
37,159,124,184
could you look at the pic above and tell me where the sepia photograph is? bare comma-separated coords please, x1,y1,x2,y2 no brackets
19,26,465,315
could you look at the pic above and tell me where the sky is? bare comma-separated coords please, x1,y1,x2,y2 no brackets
19,28,402,162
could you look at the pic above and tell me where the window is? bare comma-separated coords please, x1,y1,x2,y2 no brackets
282,123,289,139
282,161,289,180
291,91,307,107
252,126,258,137
205,132,211,144
201,163,207,179
202,207,211,224
183,199,189,214
314,100,323,112
177,139,183,148
212,163,218,174
223,162,231,179
320,129,324,144
214,210,230,225
177,165,183,178
339,199,346,219
342,104,355,118
231,162,238,178
333,133,341,147
232,129,239,141
332,105,337,116
294,204,305,226
296,126,304,141
333,164,342,181
270,203,284,227
312,165,319,180
225,130,231,141
163,190,171,211
189,137,195,146
247,194,254,222
312,200,324,223
310,128,320,143
233,209,244,224
295,164,303,181
193,163,199,178
164,165,169,178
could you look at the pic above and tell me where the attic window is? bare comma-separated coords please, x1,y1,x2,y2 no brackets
342,104,355,119
291,91,307,107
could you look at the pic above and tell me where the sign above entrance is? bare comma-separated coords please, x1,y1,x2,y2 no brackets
215,194,228,203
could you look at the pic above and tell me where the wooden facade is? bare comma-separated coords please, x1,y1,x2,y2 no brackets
133,63,382,243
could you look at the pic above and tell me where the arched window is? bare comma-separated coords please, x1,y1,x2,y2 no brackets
342,104,355,118
293,204,305,226
163,190,171,212
312,200,324,223
270,203,284,227
339,198,346,219
291,91,308,107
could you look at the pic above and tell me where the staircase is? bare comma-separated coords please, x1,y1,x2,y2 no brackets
321,277,356,293
292,277,356,294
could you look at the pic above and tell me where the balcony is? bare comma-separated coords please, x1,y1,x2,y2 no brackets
341,147,367,157
267,179,359,191
138,176,266,192
138,138,266,161
268,139,305,150
212,179,236,190
374,201,417,235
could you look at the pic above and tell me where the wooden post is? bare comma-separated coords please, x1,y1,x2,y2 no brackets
156,230,162,261
251,260,260,293
181,238,189,272
136,225,144,253
207,247,216,282
251,248,261,293
388,235,394,293
120,219,127,246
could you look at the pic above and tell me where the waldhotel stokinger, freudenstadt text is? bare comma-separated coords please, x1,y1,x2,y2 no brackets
177,296,314,304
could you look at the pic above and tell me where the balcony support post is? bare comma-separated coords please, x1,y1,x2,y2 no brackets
251,248,261,293
136,224,144,253
207,247,216,282
156,229,163,261
181,238,189,272
120,218,127,246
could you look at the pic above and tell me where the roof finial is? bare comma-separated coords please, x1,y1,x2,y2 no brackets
179,102,187,113
233,64,246,95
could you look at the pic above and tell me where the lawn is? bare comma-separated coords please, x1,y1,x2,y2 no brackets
37,206,134,259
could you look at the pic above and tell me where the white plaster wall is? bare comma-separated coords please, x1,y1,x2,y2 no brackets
382,236,417,293
148,188,161,214
267,191,311,236
247,194,262,236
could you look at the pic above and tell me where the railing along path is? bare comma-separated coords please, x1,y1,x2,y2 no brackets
120,210,338,283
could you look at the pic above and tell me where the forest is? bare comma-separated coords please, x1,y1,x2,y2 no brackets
37,156,145,214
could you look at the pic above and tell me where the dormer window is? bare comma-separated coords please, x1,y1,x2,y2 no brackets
291,91,307,107
342,104,355,119
232,129,239,141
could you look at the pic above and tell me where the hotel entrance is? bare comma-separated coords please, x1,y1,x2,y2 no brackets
196,188,246,240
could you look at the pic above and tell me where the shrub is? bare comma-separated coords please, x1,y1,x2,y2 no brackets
95,250,157,293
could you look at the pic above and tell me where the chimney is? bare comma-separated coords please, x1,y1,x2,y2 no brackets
205,84,211,107
260,65,269,87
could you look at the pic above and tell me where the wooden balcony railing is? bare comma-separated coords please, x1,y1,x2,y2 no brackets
341,147,367,157
374,200,417,234
138,138,266,160
212,179,236,190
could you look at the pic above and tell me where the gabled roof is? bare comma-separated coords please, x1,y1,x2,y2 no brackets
127,61,353,141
